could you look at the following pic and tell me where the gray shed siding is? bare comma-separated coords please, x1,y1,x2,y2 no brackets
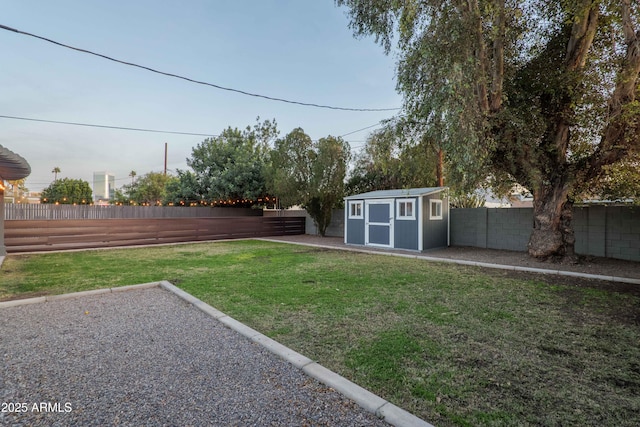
345,200,365,245
422,194,448,250
394,198,419,250
346,217,365,244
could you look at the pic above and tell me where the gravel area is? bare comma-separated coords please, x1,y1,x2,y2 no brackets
0,287,389,427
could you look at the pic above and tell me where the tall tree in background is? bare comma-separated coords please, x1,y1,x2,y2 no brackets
337,0,640,260
347,125,440,194
268,129,350,236
187,118,278,204
117,172,174,205
164,170,201,206
267,127,313,208
41,178,92,204
51,166,61,181
307,135,351,236
7,179,28,203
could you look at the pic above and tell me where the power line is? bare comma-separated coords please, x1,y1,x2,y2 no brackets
0,23,401,113
339,121,384,137
1,113,369,147
0,114,217,137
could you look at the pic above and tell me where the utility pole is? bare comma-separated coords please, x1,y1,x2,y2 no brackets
164,142,168,176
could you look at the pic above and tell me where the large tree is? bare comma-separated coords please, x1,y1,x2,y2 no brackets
132,172,174,205
347,125,440,195
187,118,278,204
268,128,350,236
163,170,201,206
41,178,92,204
337,0,640,260
267,127,314,209
114,172,175,205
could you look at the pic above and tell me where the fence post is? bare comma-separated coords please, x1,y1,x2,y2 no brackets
0,186,6,256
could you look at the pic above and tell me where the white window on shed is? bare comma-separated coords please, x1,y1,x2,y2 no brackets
430,199,443,220
348,201,363,219
396,199,415,220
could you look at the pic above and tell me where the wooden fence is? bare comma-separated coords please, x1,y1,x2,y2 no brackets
4,217,305,253
4,204,261,220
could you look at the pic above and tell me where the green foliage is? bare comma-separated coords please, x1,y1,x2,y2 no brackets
266,127,313,208
593,154,640,203
268,130,350,236
163,170,202,206
40,178,92,204
114,172,175,205
450,191,486,208
347,124,440,194
336,1,640,190
337,0,640,257
187,118,278,205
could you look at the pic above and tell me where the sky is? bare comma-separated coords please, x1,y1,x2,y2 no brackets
1,0,402,193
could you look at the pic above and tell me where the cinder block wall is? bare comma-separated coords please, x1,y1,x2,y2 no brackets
280,205,639,262
604,206,640,261
450,206,640,262
448,208,488,248
305,209,344,237
486,208,532,251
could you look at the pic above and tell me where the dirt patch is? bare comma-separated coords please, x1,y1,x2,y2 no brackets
482,266,640,297
429,246,640,280
265,235,640,281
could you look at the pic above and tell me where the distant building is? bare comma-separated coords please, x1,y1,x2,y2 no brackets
93,171,115,204
25,191,42,204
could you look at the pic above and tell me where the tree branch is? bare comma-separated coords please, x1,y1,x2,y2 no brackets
565,1,600,70
459,0,490,113
489,0,506,112
583,0,640,180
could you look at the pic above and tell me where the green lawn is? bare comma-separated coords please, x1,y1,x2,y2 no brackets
1,240,639,426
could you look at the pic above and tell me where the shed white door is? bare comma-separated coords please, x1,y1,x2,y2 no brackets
365,199,394,248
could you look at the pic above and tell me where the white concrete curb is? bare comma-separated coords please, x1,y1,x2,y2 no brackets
0,281,163,309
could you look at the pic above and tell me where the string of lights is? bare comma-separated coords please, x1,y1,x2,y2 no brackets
0,23,401,113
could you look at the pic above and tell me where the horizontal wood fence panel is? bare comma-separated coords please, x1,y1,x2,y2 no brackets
4,217,305,252
4,204,262,220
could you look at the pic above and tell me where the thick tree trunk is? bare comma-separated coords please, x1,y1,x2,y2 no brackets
436,149,444,187
528,184,575,260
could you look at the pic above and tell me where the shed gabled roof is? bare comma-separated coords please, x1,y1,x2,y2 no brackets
345,187,447,200
0,145,31,180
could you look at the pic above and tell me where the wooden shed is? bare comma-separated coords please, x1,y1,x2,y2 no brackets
344,187,449,251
